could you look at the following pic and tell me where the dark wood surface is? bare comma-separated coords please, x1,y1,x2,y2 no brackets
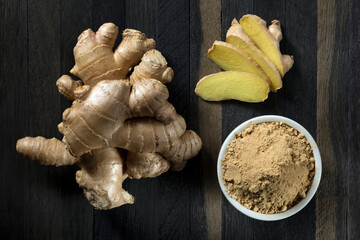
1,0,359,239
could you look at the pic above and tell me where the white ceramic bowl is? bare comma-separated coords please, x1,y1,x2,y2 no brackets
217,115,322,221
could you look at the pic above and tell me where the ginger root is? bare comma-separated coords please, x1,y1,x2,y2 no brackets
126,152,170,179
56,75,82,100
70,25,155,86
195,71,269,102
76,147,134,209
130,49,174,85
240,15,294,77
16,23,202,209
16,137,78,166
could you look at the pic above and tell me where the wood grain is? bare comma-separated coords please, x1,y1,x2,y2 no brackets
252,1,317,239
317,0,360,239
189,0,210,239
60,0,93,239
220,1,255,239
195,0,223,239
27,0,63,239
0,0,29,239
348,0,360,238
92,1,161,239
1,0,360,239
316,0,337,239
316,0,354,239
155,1,199,239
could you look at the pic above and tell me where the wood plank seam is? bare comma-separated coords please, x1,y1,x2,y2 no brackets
317,0,336,239
198,0,222,239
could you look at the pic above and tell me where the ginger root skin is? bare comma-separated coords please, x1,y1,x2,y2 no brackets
163,130,202,170
240,15,294,76
16,23,202,209
226,19,282,92
125,51,201,176
130,49,174,85
126,152,170,179
70,24,155,87
16,137,78,166
195,71,269,103
61,79,187,157
76,147,134,209
17,136,134,209
56,75,82,100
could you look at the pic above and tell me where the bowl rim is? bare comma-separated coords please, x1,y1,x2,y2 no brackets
217,115,322,221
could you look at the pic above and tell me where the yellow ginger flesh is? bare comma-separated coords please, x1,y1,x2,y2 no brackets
208,41,269,82
226,19,282,91
195,71,270,102
240,15,293,76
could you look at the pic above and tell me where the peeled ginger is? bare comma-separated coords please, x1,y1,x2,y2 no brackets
195,14,294,103
208,41,268,82
195,71,269,103
226,19,282,92
240,14,293,77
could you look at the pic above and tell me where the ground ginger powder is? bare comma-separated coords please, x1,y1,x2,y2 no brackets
221,121,315,214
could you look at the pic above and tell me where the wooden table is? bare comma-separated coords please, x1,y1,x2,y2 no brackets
1,0,359,239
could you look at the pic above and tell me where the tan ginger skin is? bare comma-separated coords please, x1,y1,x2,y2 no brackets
16,23,202,210
56,75,82,100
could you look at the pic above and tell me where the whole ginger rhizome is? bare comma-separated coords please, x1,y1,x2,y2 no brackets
221,122,315,214
16,23,202,210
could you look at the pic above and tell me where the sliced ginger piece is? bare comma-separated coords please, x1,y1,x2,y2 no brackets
240,14,293,77
226,19,282,92
208,41,269,82
195,71,269,103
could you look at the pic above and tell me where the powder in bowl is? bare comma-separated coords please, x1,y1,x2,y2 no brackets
221,121,315,214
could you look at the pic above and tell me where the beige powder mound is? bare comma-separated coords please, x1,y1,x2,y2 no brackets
221,121,315,214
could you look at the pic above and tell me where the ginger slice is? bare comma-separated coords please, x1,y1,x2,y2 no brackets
195,71,269,103
208,41,269,82
240,15,293,76
226,19,282,92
